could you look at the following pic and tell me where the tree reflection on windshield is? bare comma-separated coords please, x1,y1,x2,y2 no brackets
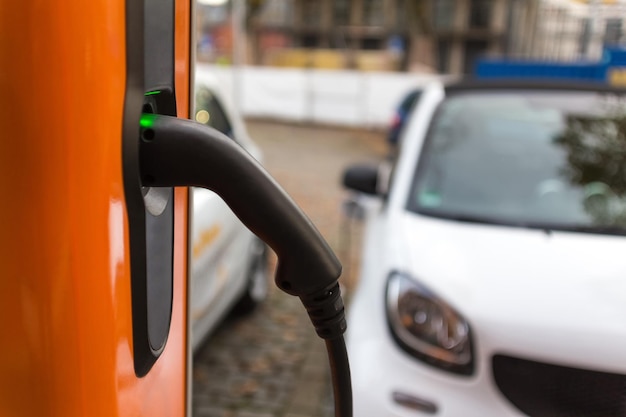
554,109,626,227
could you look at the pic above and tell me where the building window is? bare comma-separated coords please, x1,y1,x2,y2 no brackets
330,32,352,49
463,40,489,73
469,0,493,29
505,0,526,56
362,37,383,50
328,29,354,50
396,0,408,30
258,0,294,27
434,0,455,31
300,33,320,48
437,40,451,73
579,17,592,55
605,18,623,46
333,0,350,26
363,0,384,26
301,0,321,27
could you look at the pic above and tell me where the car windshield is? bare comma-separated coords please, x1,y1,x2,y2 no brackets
409,89,626,234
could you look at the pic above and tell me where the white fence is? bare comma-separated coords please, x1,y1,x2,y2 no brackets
199,64,444,129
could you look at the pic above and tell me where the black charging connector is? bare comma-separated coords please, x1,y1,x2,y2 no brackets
138,113,352,417
300,282,347,339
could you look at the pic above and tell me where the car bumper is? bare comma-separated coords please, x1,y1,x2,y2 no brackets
348,336,526,417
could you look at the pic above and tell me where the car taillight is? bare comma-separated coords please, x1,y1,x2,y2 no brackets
390,113,401,129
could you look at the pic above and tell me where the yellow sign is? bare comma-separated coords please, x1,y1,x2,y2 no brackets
608,67,626,86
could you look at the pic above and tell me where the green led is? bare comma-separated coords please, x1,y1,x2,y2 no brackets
140,113,157,129
144,90,161,96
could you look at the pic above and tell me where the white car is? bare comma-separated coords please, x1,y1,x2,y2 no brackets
343,81,626,417
190,68,268,352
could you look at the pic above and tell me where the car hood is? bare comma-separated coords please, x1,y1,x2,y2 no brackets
388,212,626,370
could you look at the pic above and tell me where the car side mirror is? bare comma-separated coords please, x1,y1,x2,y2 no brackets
342,162,392,196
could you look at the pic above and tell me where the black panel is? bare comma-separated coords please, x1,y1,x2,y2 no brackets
122,0,177,377
493,354,626,417
145,0,176,93
145,200,174,350
142,0,176,358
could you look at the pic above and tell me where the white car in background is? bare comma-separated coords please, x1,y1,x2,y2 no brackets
190,68,268,352
343,81,626,417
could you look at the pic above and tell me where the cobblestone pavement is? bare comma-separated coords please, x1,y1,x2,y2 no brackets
192,120,388,417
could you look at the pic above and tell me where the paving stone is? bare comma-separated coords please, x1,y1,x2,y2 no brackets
194,405,236,417
235,412,274,417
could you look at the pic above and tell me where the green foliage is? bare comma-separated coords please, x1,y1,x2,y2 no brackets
555,114,626,196
554,110,626,225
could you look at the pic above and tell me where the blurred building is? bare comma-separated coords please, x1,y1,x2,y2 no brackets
250,0,542,74
196,0,626,74
428,0,540,74
529,0,626,61
250,0,414,72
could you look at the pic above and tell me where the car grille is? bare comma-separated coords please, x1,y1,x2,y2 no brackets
492,354,626,417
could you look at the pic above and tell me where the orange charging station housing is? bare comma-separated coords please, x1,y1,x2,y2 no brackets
0,0,192,415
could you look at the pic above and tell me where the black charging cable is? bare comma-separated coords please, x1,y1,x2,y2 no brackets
137,113,352,417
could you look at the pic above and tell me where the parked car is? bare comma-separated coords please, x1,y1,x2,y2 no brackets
190,67,269,352
387,88,422,146
342,81,626,417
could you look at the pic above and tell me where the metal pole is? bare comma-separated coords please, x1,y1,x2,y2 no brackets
588,0,600,59
232,0,246,112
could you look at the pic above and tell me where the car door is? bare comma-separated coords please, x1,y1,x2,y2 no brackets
190,85,255,344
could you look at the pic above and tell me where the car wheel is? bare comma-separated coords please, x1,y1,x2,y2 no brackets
232,238,269,315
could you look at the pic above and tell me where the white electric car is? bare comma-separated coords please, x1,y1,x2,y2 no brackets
343,81,626,417
190,67,269,352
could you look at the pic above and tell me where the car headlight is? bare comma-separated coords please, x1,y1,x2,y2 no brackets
386,272,474,375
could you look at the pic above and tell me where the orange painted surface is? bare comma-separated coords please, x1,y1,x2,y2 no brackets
0,0,190,416
175,0,191,119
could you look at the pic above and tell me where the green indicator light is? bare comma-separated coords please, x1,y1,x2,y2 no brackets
144,90,161,96
140,113,157,129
